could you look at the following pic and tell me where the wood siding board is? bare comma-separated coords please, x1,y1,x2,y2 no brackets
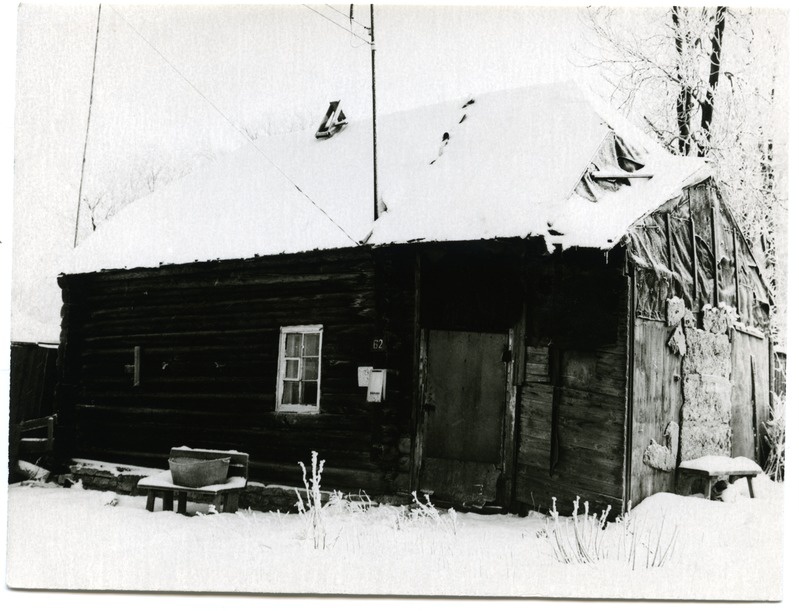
689,196,699,302
733,230,741,313
729,329,770,463
665,212,674,271
516,253,628,513
623,269,635,507
501,306,526,506
515,464,623,516
630,318,682,507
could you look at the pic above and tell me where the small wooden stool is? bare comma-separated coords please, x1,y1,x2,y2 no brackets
677,465,759,499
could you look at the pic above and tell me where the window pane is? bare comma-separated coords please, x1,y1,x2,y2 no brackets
302,357,319,380
282,381,299,405
285,358,300,380
301,381,318,405
285,333,302,357
303,333,320,356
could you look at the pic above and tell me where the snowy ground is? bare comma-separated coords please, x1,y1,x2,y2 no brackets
5,474,783,601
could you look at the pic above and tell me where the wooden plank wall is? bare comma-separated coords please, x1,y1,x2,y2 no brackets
629,318,682,507
729,329,771,462
10,343,58,424
627,180,774,506
515,250,628,515
9,343,59,478
56,247,406,493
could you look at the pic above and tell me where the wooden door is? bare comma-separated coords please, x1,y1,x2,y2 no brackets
419,330,507,506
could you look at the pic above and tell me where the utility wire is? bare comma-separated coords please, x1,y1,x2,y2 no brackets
108,5,360,246
324,4,369,30
302,4,372,45
74,4,103,248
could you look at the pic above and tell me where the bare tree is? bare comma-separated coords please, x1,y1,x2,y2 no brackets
697,7,727,157
82,192,107,232
580,6,787,339
582,6,734,157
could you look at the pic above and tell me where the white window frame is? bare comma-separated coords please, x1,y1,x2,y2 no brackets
276,324,323,413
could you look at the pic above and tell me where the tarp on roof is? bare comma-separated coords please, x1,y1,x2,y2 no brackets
64,81,710,275
626,178,771,331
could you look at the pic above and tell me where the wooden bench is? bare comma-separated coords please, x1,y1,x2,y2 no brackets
677,460,760,500
137,447,249,515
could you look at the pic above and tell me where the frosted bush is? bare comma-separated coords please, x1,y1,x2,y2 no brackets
764,394,785,482
389,492,457,535
544,497,678,569
296,451,327,549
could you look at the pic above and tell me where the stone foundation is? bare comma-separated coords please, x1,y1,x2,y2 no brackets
68,460,406,513
69,460,161,494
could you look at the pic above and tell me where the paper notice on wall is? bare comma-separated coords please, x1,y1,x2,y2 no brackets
366,369,386,403
357,366,373,387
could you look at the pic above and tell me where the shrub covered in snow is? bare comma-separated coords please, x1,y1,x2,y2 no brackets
764,394,785,482
544,497,678,570
296,451,327,549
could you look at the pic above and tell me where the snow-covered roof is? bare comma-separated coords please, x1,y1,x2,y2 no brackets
64,81,709,275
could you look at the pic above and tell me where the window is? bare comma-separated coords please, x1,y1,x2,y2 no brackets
276,325,322,413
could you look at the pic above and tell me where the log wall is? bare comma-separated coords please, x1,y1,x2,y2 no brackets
56,247,409,493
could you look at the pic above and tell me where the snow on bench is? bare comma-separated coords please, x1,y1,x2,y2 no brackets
678,455,762,499
137,447,249,515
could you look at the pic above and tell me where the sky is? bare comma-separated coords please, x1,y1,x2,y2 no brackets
2,1,796,348
9,2,601,344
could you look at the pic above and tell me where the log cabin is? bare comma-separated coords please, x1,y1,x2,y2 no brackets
55,82,774,513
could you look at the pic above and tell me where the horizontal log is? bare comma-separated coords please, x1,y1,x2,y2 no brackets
75,423,377,464
75,403,373,430
81,322,376,347
76,247,374,285
84,288,376,322
249,459,388,494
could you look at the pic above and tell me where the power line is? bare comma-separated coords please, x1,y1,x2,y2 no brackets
323,4,371,48
108,5,360,246
325,4,369,31
302,4,372,45
74,4,103,248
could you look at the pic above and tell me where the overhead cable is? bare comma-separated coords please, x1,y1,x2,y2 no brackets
108,5,360,246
